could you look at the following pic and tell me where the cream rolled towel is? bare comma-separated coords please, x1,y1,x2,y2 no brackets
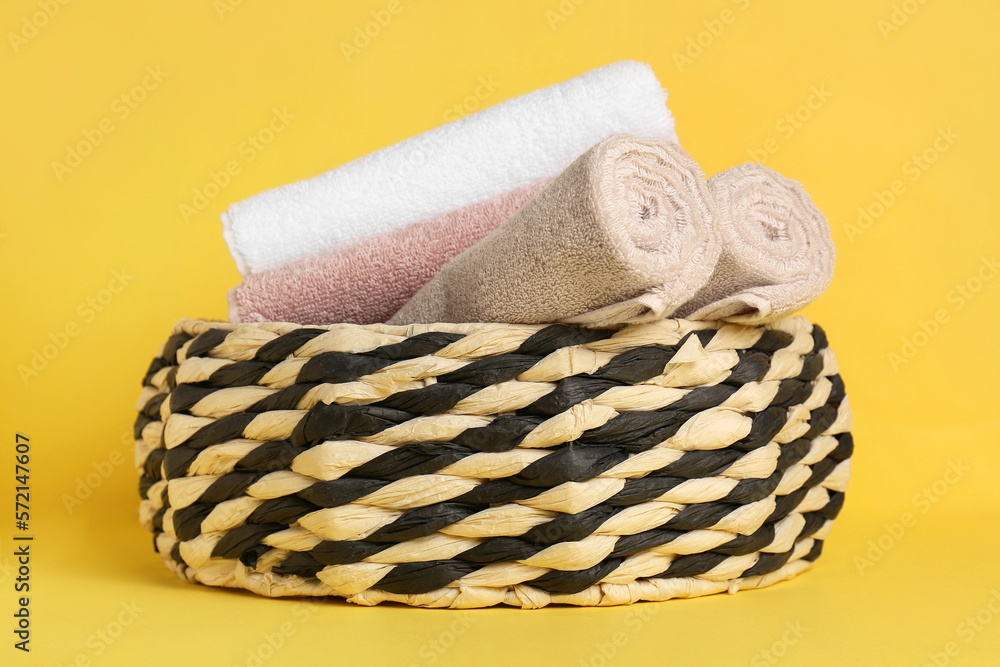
388,134,721,327
675,163,835,324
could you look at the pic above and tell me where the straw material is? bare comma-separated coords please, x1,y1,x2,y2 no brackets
134,315,851,609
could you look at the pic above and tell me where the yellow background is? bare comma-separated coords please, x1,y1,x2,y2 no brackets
2,0,998,665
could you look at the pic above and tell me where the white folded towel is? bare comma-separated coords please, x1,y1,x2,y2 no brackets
222,60,678,276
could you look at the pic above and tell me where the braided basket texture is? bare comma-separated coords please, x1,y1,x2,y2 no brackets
134,316,851,609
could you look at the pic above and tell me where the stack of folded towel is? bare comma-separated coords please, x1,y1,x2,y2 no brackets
223,60,834,328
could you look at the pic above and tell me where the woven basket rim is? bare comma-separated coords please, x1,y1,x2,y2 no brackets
171,314,813,337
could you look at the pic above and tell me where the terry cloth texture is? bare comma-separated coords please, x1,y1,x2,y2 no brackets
389,134,720,327
228,180,550,325
676,164,835,324
222,60,679,276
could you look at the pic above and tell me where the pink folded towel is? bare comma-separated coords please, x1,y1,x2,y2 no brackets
675,164,835,324
228,181,549,325
388,134,721,327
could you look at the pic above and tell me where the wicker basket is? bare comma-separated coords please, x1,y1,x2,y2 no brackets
134,315,851,609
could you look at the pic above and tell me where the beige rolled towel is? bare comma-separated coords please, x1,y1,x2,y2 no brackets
388,134,721,327
675,164,835,324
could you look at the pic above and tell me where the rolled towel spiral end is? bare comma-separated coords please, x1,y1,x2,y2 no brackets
677,163,835,324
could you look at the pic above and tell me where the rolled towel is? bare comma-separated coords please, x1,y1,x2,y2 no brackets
228,180,550,325
223,60,678,276
675,164,835,324
388,134,721,327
